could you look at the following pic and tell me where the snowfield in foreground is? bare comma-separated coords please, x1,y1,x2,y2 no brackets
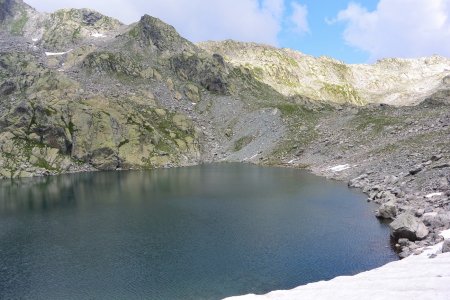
225,230,450,300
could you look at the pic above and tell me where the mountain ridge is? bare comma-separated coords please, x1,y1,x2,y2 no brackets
199,40,450,106
2,0,449,106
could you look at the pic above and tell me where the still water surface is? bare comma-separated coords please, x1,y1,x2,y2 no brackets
0,164,397,299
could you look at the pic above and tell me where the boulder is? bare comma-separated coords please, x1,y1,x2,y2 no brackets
415,209,424,217
389,213,429,241
409,165,423,175
375,201,397,219
423,212,450,228
443,240,450,253
383,175,399,185
398,238,409,247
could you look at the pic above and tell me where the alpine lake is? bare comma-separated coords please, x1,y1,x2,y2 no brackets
0,163,397,299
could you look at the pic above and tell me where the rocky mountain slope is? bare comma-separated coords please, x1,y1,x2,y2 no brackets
1,0,450,259
199,40,450,106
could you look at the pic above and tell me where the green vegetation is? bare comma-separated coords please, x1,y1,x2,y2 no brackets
355,112,402,134
11,11,28,35
321,83,364,105
234,136,254,151
72,26,81,41
35,157,57,170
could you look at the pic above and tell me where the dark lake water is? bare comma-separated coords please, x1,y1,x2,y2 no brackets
0,164,397,299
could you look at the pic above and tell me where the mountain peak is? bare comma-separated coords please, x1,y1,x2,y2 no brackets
40,8,122,50
128,14,191,52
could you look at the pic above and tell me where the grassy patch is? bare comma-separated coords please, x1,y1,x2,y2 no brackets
11,11,28,35
355,113,401,134
35,158,57,171
234,136,254,151
321,83,364,105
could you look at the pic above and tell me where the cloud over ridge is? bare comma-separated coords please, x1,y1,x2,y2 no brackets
335,0,450,61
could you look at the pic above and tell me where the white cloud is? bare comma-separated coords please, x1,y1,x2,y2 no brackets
25,0,293,46
335,0,450,60
262,0,285,20
289,2,309,35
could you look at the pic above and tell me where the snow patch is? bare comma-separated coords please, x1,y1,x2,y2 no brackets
245,154,259,161
32,38,38,42
243,154,259,161
45,49,73,56
425,192,443,198
329,164,350,172
91,33,106,38
442,229,450,240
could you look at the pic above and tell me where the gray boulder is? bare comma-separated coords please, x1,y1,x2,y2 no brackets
409,165,423,175
384,175,399,185
443,240,450,253
389,213,429,241
375,201,397,219
422,212,450,228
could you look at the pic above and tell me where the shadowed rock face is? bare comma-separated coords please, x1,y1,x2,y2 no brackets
0,81,16,95
0,0,15,22
131,14,189,52
82,10,102,26
170,52,229,94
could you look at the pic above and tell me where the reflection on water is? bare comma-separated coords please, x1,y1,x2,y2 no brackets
0,164,397,299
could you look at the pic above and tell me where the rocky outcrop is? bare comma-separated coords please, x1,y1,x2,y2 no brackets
389,213,429,241
0,47,201,177
443,240,450,253
129,14,191,52
375,200,397,219
0,0,15,22
40,8,123,50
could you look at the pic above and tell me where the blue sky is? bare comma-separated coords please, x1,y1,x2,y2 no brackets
277,0,379,63
27,0,450,64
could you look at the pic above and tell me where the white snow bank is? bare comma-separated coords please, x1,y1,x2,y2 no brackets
45,49,73,56
248,153,259,160
32,38,38,42
425,192,443,198
91,33,106,38
329,164,350,172
225,230,450,300
442,229,450,240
